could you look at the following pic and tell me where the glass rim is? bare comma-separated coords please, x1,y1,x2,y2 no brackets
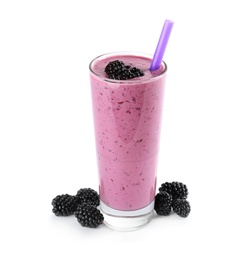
89,51,167,84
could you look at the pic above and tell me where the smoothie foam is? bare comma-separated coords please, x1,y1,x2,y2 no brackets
90,53,166,211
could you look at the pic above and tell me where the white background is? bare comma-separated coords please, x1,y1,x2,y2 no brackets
0,0,228,259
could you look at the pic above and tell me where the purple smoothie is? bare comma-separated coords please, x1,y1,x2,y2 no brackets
90,53,167,211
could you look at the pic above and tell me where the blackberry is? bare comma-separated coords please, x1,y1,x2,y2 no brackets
76,188,100,207
74,204,104,228
52,194,78,216
104,60,144,80
172,199,191,218
154,191,173,216
159,181,188,200
105,60,125,75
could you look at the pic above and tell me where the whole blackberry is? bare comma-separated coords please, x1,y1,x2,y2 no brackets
76,188,100,207
74,204,104,228
52,194,78,216
159,181,188,200
172,199,191,218
105,60,125,75
104,60,144,80
154,191,173,216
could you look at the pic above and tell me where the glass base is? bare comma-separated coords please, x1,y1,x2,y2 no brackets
100,200,155,231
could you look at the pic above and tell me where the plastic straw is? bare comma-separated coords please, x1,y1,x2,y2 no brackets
150,20,174,71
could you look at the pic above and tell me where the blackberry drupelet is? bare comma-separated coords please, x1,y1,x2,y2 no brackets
74,204,104,228
154,191,173,216
104,60,144,80
76,188,100,207
52,194,78,216
159,181,188,200
172,199,191,218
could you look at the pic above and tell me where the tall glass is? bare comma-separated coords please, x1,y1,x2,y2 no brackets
89,52,167,231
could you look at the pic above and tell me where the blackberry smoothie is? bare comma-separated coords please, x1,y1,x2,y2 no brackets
89,52,167,230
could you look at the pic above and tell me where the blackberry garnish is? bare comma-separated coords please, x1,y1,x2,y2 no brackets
172,199,191,218
76,188,100,207
74,204,104,228
159,181,188,200
52,194,78,216
105,60,125,75
154,191,173,216
105,60,144,80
